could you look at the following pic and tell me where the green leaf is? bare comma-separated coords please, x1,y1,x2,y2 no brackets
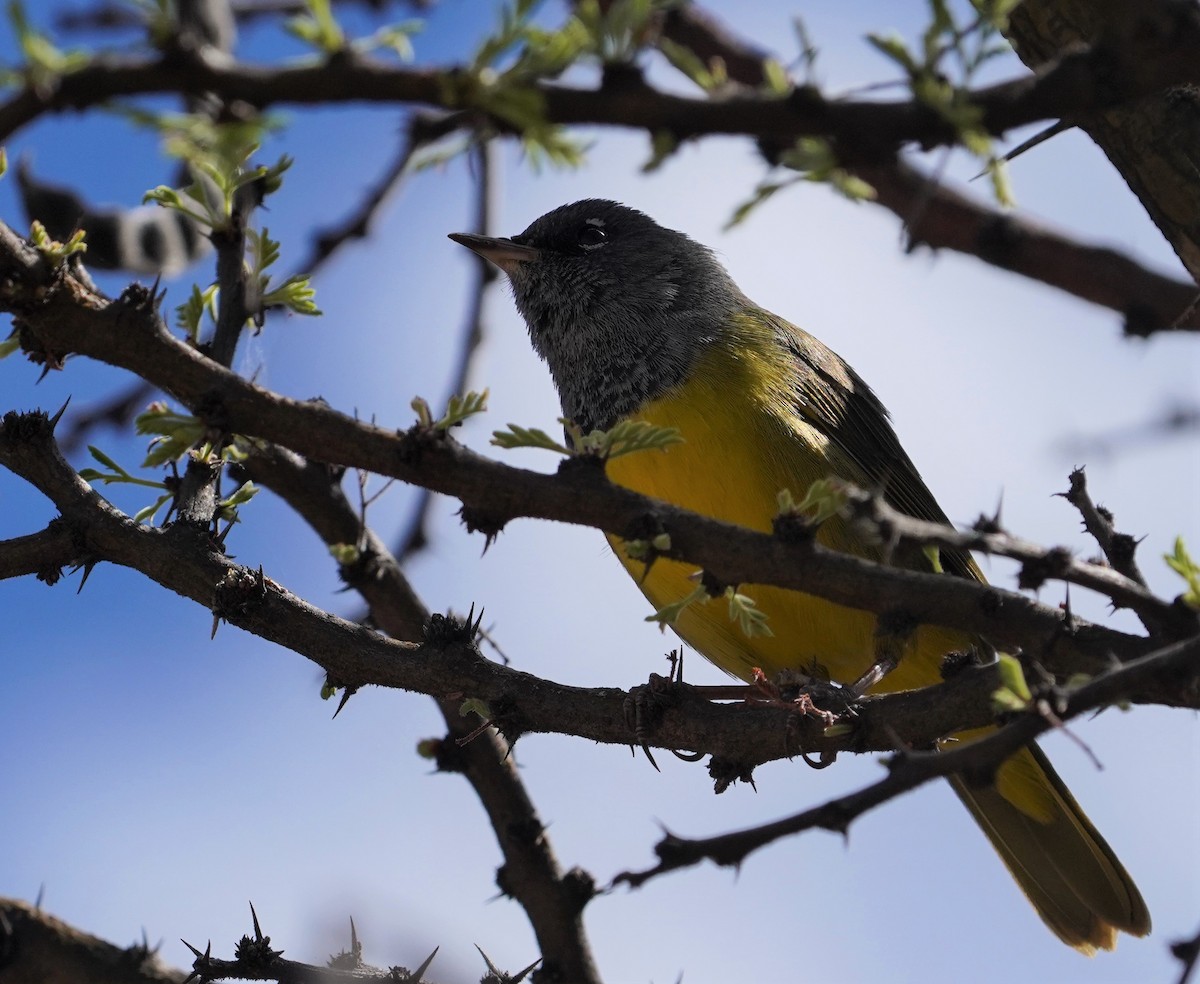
568,418,683,459
460,697,492,720
216,481,258,522
923,545,944,574
761,58,792,96
725,587,773,638
259,273,322,317
285,0,345,52
658,36,715,91
866,32,919,75
86,444,129,477
776,477,848,527
353,20,423,60
8,0,89,88
437,390,489,430
413,390,489,432
491,422,573,455
329,543,361,565
133,492,174,525
175,283,219,342
1165,536,1200,608
29,220,86,266
641,130,680,174
645,583,710,631
991,653,1032,713
135,402,207,467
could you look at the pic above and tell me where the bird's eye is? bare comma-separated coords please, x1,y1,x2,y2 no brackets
577,223,607,249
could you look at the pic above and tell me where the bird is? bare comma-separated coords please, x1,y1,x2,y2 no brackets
449,199,1150,953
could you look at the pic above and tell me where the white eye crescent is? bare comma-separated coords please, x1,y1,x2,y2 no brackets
578,219,607,249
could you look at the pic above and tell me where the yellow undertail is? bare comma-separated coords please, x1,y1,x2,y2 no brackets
955,740,1150,952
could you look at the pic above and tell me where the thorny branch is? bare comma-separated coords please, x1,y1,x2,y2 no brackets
615,632,1200,888
0,229,1180,686
236,441,600,982
1,5,1199,177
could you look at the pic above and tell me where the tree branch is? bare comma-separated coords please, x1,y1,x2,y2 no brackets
854,157,1200,334
646,0,1200,333
5,16,1200,159
0,896,185,984
615,631,1200,889
8,405,1184,772
237,442,600,982
0,239,1166,684
0,520,81,581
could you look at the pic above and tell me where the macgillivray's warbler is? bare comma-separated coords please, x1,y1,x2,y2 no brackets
450,199,1149,953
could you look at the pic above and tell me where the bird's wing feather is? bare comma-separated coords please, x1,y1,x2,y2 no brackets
762,309,982,583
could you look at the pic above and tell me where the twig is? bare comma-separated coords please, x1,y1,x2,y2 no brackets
395,135,495,562
1060,466,1150,589
55,0,433,33
836,481,1196,640
292,112,467,280
4,21,1200,173
613,633,1200,889
855,157,1200,334
1173,922,1200,984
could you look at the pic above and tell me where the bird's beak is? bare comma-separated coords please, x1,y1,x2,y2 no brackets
448,232,539,275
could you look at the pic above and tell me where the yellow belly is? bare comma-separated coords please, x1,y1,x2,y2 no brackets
604,341,967,693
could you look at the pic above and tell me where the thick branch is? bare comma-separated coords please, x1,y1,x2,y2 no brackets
1008,0,1200,284
0,520,81,581
0,897,185,984
854,157,1200,334
3,23,1200,156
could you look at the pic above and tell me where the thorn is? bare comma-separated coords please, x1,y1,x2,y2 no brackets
76,561,95,594
474,944,503,977
181,938,205,959
48,396,71,430
249,901,263,941
211,612,221,639
511,955,543,982
640,743,661,771
332,686,356,719
981,119,1073,175
411,944,439,980
35,884,44,911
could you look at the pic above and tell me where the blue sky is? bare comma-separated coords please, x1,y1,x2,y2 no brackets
2,3,1198,982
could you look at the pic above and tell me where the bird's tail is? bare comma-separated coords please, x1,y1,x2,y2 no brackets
951,739,1150,953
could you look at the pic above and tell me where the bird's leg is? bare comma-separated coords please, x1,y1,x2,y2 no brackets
848,613,914,696
847,651,899,697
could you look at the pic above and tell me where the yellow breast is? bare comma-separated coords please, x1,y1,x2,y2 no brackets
604,325,965,691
